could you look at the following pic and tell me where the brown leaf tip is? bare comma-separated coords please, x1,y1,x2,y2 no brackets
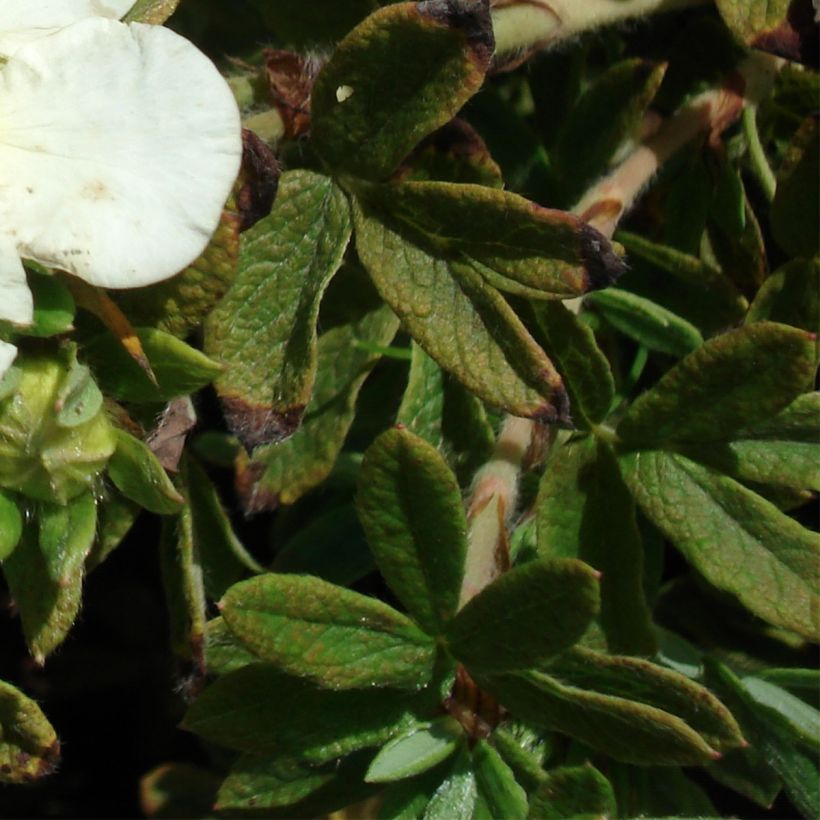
578,223,628,291
533,382,572,427
220,395,305,451
417,0,495,63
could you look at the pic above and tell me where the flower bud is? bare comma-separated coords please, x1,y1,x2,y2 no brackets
0,352,115,503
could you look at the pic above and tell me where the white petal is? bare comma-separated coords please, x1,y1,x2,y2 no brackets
0,240,33,328
0,18,242,289
0,340,19,380
0,0,135,55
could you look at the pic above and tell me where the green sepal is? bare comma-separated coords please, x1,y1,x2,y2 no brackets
0,679,59,784
107,428,184,515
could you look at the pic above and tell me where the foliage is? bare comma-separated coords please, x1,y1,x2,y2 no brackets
0,0,818,817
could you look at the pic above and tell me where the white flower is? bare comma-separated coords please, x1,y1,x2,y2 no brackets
0,2,243,376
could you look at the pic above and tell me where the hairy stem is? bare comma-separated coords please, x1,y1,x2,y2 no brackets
491,0,708,62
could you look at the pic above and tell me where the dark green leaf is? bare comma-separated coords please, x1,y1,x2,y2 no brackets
708,744,782,809
107,429,184,515
621,449,820,639
0,490,22,561
82,327,222,403
617,322,816,446
356,180,625,300
3,494,96,663
182,664,419,762
311,1,493,180
238,278,399,511
204,171,351,449
249,0,376,46
396,343,494,484
528,765,616,820
706,660,820,819
553,59,666,206
445,559,600,672
771,114,820,257
358,427,468,636
741,676,820,751
532,302,614,427
183,455,262,599
479,669,719,766
616,230,748,324
747,257,820,335
353,197,567,421
366,718,462,783
546,646,744,752
472,739,528,820
24,271,75,338
220,573,436,689
0,679,59,784
216,754,335,812
491,728,548,794
537,437,656,655
423,746,476,820
587,288,703,358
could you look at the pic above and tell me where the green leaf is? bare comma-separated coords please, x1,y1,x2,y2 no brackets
123,0,181,24
528,765,616,820
310,1,493,180
758,667,820,695
747,257,820,335
139,763,221,820
741,676,820,752
586,289,703,358
82,326,222,403
491,728,548,794
708,746,782,809
366,719,462,783
715,0,817,64
532,302,614,427
273,503,374,588
617,322,817,446
183,455,263,599
479,669,719,766
2,493,96,663
771,115,820,257
158,508,206,664
0,679,59,784
86,491,139,570
107,429,184,515
621,450,820,639
238,273,399,511
554,59,667,207
706,660,819,819
378,765,444,819
24,271,75,338
547,646,744,752
182,664,419,762
216,754,335,812
353,200,565,421
53,361,103,430
358,427,468,636
681,392,820,492
204,171,351,449
356,181,625,300
0,490,22,561
615,230,748,325
445,558,600,672
204,616,259,676
396,343,494,483
220,573,436,689
423,747,476,820
537,437,656,655
472,739,528,820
